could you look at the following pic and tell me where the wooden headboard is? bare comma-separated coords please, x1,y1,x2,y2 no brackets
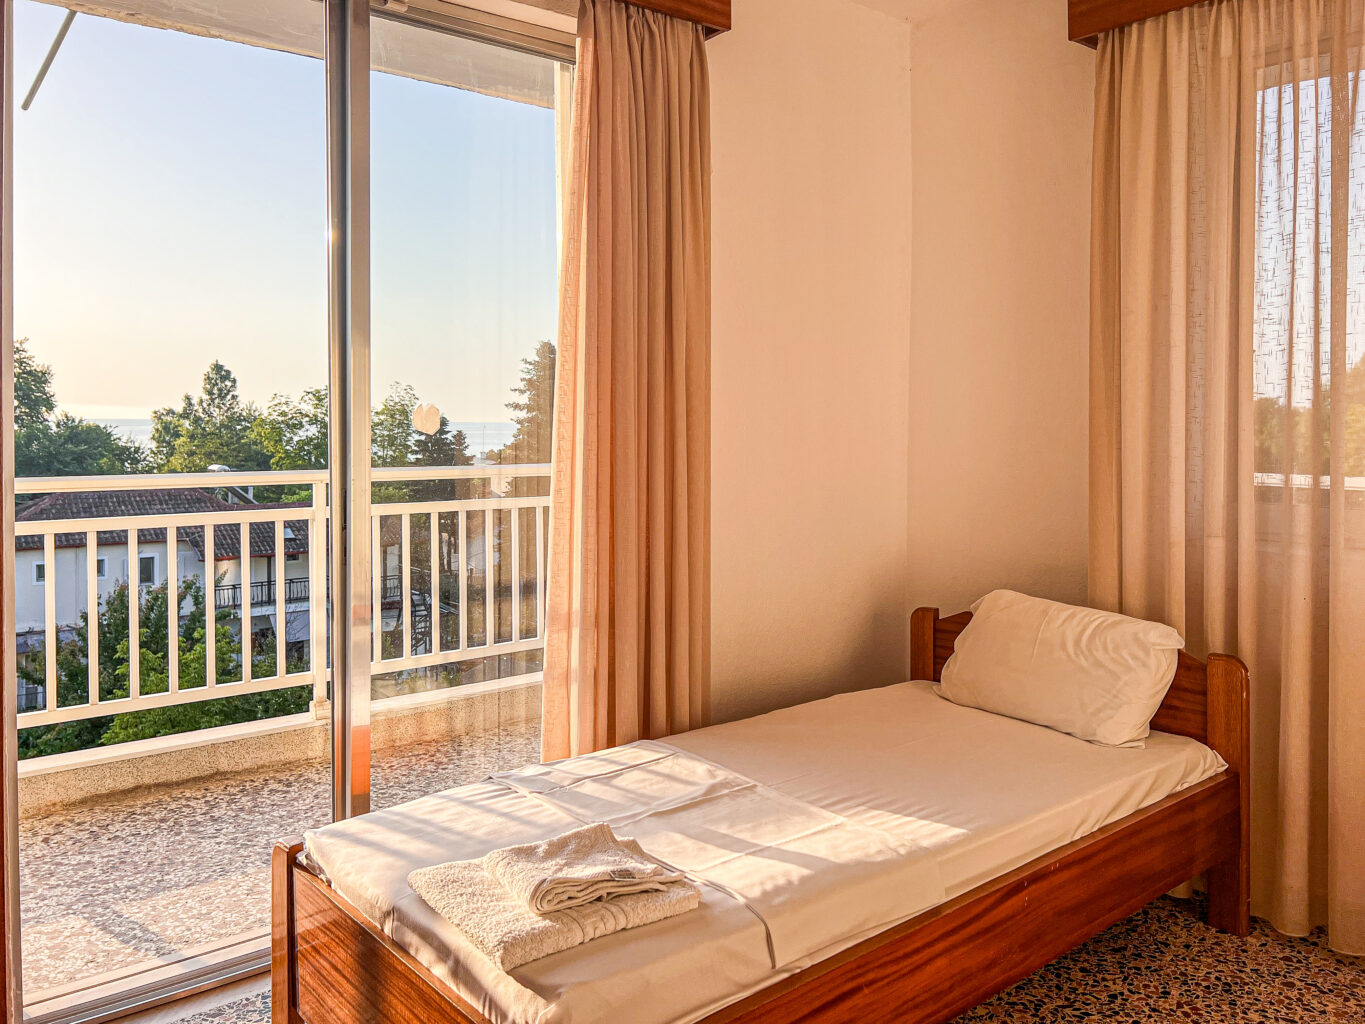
908,608,1249,773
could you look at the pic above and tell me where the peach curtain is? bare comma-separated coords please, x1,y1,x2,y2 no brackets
542,0,711,761
1091,0,1365,952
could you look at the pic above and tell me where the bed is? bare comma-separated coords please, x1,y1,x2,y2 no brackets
271,606,1250,1024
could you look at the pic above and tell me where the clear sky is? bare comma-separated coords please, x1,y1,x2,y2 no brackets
13,0,561,427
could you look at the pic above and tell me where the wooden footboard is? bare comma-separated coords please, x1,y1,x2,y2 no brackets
272,844,491,1024
274,606,1250,1024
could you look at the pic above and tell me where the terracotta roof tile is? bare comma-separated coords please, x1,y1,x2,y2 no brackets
16,488,311,560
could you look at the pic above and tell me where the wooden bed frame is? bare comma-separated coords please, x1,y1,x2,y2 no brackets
271,607,1250,1024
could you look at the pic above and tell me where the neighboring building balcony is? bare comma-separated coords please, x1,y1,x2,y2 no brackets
214,576,311,610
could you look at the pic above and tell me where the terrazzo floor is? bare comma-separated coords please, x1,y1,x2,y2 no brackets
141,898,1365,1023
19,719,541,999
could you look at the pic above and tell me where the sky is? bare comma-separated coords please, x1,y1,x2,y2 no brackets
12,0,561,428
1253,77,1365,406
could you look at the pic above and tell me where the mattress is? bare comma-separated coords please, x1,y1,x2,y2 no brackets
302,681,1227,1024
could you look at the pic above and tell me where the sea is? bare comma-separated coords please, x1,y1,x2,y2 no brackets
96,419,520,460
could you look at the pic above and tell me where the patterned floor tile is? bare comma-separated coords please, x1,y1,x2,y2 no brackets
153,899,1364,1023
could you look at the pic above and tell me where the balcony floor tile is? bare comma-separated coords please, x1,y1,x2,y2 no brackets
20,719,540,999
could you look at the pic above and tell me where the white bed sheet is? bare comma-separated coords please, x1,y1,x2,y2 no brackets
302,681,1226,1024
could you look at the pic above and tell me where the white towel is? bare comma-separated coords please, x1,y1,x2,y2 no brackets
408,858,700,971
483,823,686,913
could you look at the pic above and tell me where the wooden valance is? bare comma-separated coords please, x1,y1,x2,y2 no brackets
1070,1,1205,45
628,0,731,35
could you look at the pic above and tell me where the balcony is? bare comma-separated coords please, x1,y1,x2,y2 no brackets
214,577,312,611
12,466,550,1019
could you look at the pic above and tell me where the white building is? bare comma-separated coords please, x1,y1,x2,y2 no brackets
14,487,313,647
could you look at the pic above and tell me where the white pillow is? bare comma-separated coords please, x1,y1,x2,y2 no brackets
935,590,1183,747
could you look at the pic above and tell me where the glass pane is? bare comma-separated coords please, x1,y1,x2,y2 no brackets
1253,69,1365,481
11,0,329,1009
367,16,566,811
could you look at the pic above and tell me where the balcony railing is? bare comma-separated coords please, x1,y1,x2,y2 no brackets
214,576,311,610
14,465,551,729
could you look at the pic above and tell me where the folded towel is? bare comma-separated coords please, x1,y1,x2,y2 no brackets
482,823,687,913
408,858,700,971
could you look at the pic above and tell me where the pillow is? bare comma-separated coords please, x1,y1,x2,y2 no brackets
935,590,1184,747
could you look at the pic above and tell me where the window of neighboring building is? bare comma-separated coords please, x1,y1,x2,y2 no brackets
139,553,157,586
95,557,106,579
32,562,44,585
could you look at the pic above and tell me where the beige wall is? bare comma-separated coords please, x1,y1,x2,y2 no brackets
707,0,914,723
906,0,1095,616
706,0,1094,721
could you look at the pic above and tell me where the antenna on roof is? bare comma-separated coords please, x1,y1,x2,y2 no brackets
22,9,77,112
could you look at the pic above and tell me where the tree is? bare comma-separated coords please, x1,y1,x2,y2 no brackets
251,386,329,473
372,383,420,469
250,386,330,501
1254,357,1365,477
371,383,425,502
496,341,555,497
413,415,470,469
14,338,55,431
150,361,271,473
412,415,473,501
13,339,144,480
18,575,309,757
21,414,145,478
499,341,555,466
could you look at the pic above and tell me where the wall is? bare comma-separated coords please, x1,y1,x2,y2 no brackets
14,541,175,633
906,0,1095,615
707,0,914,723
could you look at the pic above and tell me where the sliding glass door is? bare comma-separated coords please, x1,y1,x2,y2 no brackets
9,1,333,1016
366,11,568,812
1,0,570,1017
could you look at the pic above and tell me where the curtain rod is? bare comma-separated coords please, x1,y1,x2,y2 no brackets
627,0,730,35
1069,0,1205,46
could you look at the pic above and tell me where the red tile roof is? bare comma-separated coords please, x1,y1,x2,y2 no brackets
16,488,311,561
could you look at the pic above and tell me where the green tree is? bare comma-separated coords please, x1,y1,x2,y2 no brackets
21,414,145,478
412,415,473,501
1345,357,1365,476
151,361,271,473
252,387,329,471
496,341,555,497
498,341,555,465
250,386,330,501
18,575,309,757
372,383,422,502
1254,359,1365,477
14,338,55,431
372,383,420,469
13,339,144,480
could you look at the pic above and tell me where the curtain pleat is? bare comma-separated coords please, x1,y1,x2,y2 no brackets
542,0,711,761
1092,0,1365,952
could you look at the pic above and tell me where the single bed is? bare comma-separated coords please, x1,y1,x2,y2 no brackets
272,607,1250,1024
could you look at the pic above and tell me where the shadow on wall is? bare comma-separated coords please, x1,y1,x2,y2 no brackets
711,601,909,725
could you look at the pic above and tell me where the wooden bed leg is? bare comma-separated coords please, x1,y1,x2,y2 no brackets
273,839,306,1024
1203,654,1251,936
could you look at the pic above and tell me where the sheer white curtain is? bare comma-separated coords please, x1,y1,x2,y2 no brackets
1091,0,1365,952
